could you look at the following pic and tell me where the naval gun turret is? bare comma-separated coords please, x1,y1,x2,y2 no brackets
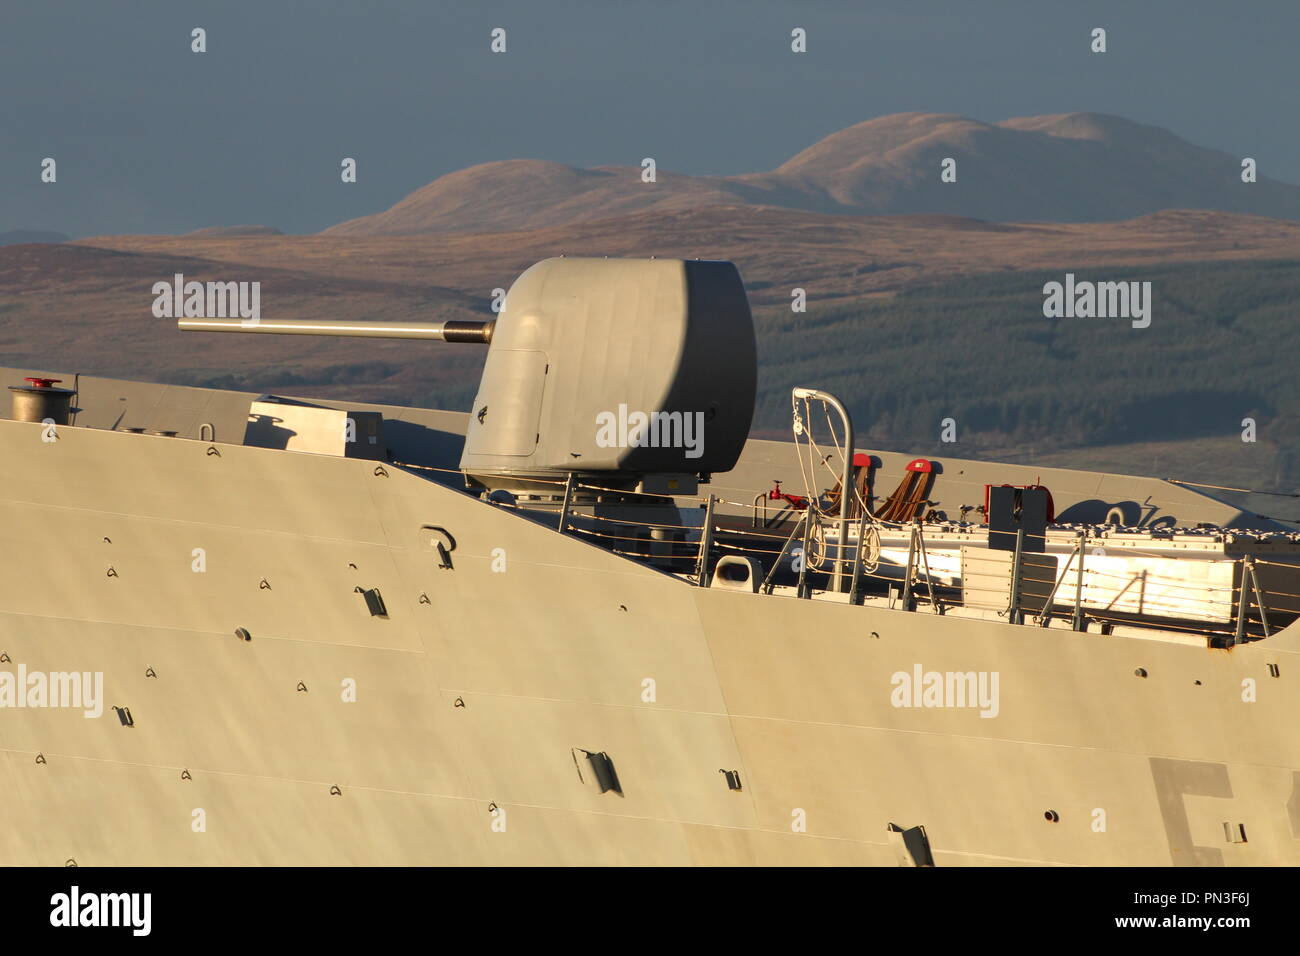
180,257,757,496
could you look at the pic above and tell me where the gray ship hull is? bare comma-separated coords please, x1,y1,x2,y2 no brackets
1,370,1296,866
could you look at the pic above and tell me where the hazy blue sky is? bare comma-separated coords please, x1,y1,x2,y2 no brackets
4,0,1297,237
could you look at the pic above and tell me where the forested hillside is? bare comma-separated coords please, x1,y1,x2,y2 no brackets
750,259,1300,492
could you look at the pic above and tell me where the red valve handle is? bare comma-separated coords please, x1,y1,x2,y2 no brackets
24,377,62,388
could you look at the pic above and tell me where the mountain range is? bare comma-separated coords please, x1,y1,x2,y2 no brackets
324,112,1300,235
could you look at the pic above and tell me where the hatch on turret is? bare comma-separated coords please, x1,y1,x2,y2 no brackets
469,349,547,457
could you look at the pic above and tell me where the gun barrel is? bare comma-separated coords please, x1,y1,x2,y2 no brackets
178,317,493,344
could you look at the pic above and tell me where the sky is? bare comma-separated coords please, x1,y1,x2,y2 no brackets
3,0,1298,237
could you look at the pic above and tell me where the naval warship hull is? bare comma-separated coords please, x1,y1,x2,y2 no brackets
2,368,1297,867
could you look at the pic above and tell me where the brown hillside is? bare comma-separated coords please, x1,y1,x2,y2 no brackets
322,112,1300,235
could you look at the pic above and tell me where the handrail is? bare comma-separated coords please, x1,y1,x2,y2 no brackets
696,495,717,587
792,386,855,594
